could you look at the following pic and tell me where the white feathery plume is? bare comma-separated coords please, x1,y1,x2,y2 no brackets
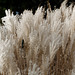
28,61,41,75
0,0,75,75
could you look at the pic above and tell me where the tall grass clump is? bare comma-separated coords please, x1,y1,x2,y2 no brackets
0,0,75,75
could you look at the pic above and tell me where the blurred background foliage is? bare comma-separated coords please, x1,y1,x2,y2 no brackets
0,0,74,18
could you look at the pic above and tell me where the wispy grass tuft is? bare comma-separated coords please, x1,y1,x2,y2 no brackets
0,0,75,75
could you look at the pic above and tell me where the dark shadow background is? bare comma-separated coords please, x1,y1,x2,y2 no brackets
0,0,75,18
